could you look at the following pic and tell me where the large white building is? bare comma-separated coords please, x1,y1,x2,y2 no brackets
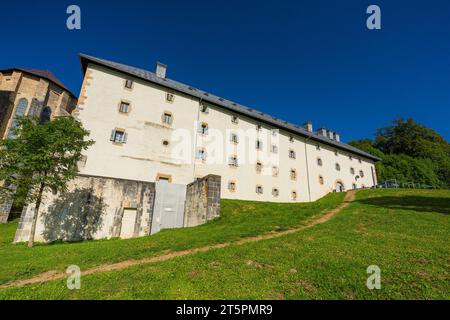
75,54,380,203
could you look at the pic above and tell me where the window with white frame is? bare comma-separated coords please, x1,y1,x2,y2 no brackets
198,122,209,135
119,101,130,113
228,155,238,167
256,185,263,194
291,191,297,200
166,93,174,102
359,170,365,178
162,112,173,125
256,161,263,174
272,166,279,177
195,148,207,161
230,133,239,144
228,181,236,192
271,145,278,154
317,158,323,166
272,188,279,197
231,115,239,124
124,79,133,89
289,150,296,159
335,163,341,171
110,129,127,144
290,169,297,180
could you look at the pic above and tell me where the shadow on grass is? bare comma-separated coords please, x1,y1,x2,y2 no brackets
356,196,450,215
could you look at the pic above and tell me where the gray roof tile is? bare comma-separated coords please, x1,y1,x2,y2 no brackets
79,53,381,161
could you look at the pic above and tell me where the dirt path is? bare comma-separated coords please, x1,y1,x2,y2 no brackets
0,191,356,289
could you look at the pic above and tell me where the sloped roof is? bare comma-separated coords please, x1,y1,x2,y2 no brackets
79,53,381,161
0,67,76,98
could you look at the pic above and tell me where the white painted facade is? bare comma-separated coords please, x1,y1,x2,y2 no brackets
75,61,378,203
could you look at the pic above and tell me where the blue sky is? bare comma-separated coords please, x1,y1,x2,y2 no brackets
2,0,450,142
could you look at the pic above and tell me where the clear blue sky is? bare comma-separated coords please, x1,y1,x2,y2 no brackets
2,0,450,142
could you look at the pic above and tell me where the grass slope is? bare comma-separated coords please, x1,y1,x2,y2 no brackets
1,189,449,299
0,192,345,286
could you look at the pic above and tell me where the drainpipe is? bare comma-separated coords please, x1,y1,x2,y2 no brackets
192,98,202,181
304,135,312,202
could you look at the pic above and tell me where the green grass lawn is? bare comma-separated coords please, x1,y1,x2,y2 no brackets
0,189,449,299
0,192,345,286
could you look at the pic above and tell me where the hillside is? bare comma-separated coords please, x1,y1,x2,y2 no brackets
0,189,449,299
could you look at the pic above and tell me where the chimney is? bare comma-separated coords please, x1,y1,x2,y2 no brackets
303,121,313,133
334,132,340,142
317,128,327,137
156,62,167,78
328,130,334,140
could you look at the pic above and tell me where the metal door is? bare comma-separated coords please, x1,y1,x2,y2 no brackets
151,181,186,235
120,209,137,239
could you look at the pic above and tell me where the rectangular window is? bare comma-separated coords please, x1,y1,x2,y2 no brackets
198,122,209,135
256,124,262,131
195,149,207,161
125,79,133,89
162,112,173,125
289,136,295,143
292,191,297,200
110,129,127,144
272,166,279,177
166,93,174,102
230,133,239,144
256,185,263,194
119,101,130,113
231,116,239,124
289,150,296,159
271,145,278,154
290,169,297,180
256,140,263,150
228,181,236,192
256,162,263,174
228,156,238,167
272,188,279,197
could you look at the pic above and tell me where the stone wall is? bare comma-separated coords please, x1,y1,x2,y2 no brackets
14,175,156,243
13,174,221,243
184,175,221,227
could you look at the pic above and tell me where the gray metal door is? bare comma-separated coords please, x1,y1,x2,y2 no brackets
150,181,186,235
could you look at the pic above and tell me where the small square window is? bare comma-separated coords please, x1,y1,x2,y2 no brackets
198,122,209,135
125,79,133,89
256,185,263,194
119,101,130,113
195,149,207,161
228,181,236,192
272,188,279,197
228,156,238,167
316,144,321,151
162,112,173,125
289,136,295,143
230,133,239,144
166,93,174,102
110,129,127,144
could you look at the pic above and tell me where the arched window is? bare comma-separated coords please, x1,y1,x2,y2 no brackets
8,98,28,138
40,106,52,122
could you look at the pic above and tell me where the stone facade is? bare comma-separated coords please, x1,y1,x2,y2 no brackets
184,175,221,227
0,68,78,224
14,174,221,243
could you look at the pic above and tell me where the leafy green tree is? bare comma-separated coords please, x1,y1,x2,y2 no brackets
350,118,450,188
0,116,94,247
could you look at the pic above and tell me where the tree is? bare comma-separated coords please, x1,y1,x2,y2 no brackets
0,116,94,247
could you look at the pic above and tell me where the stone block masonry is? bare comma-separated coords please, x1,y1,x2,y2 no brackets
13,174,221,243
184,175,221,227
